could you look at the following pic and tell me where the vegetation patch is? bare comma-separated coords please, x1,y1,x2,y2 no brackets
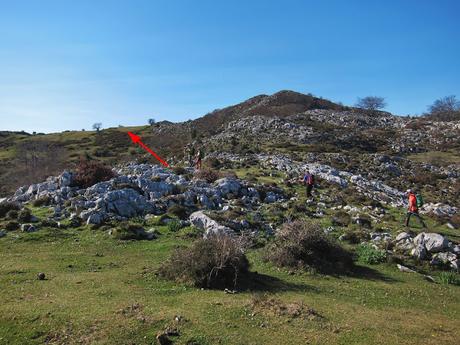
158,235,249,289
72,159,115,188
355,244,387,265
265,220,353,273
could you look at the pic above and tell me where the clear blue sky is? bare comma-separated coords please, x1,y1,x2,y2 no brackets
0,0,459,133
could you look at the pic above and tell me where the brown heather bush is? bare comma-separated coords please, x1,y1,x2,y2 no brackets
72,160,115,188
265,220,353,273
194,168,221,183
450,214,460,229
158,235,249,289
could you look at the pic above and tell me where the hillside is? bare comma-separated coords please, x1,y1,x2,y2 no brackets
1,90,460,344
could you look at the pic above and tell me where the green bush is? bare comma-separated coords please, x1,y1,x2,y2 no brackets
111,222,152,240
167,219,183,232
158,235,249,289
31,196,52,207
332,211,351,227
0,202,20,218
18,208,32,222
437,271,459,286
356,244,387,264
6,210,18,219
265,220,353,273
172,166,187,175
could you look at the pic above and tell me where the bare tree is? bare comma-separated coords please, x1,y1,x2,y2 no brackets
148,118,156,126
355,96,386,111
428,95,460,114
92,123,102,132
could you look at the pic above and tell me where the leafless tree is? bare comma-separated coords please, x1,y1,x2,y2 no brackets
92,123,102,132
428,95,460,114
148,118,156,126
355,96,386,111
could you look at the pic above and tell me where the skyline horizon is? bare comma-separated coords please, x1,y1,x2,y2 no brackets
0,88,439,134
1,0,459,133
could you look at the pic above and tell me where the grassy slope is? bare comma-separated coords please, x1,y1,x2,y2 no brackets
0,224,459,345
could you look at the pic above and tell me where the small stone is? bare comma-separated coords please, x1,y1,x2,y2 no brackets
37,272,46,280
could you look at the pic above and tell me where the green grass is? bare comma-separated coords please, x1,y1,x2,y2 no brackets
1,223,459,345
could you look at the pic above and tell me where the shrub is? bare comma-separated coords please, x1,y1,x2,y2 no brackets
0,202,20,218
437,271,459,286
111,222,152,240
355,244,387,264
341,228,370,244
72,160,115,188
449,214,460,229
167,204,188,220
172,166,186,175
265,220,353,273
31,195,52,207
194,169,221,183
332,211,351,227
6,210,18,219
205,157,222,169
167,219,183,232
158,235,249,289
18,208,32,222
4,221,20,231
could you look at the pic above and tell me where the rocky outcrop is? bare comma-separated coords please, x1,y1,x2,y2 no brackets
189,211,232,238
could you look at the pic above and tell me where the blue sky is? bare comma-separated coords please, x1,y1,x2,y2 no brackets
0,0,459,133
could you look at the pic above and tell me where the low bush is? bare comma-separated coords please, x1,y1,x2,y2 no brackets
194,169,221,183
204,157,222,169
6,210,18,219
4,221,20,231
355,244,387,264
0,202,20,218
265,220,353,273
167,219,183,232
332,211,351,227
341,228,370,244
18,208,32,222
31,195,52,207
172,166,187,175
72,160,115,188
449,214,460,229
158,235,249,289
437,271,459,286
111,222,152,240
167,204,188,220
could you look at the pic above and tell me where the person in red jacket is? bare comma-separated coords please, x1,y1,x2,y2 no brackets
405,189,426,228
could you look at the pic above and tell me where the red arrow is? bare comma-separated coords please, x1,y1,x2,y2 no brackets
127,131,170,167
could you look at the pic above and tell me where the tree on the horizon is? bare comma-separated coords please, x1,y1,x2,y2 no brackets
355,96,386,111
148,118,156,126
428,95,460,114
92,123,102,132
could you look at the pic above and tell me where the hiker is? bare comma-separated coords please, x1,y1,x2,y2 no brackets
189,145,196,167
195,149,203,170
303,170,315,197
405,189,426,228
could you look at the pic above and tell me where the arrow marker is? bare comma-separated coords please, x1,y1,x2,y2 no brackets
127,131,170,167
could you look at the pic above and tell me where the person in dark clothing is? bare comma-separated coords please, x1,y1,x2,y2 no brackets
405,189,426,228
303,170,315,197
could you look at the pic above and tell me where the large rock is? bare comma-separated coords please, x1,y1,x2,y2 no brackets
104,189,153,218
189,211,232,238
21,224,37,233
411,244,427,260
214,178,241,197
59,171,73,187
0,230,6,238
414,232,449,253
430,252,459,270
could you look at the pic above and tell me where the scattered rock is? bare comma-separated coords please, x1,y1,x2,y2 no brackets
20,224,37,233
414,232,449,253
397,264,416,273
37,272,46,280
189,211,233,237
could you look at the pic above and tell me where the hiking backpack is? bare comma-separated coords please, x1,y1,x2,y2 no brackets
416,194,424,208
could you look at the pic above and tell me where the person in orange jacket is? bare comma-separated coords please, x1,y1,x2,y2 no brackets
405,189,426,228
